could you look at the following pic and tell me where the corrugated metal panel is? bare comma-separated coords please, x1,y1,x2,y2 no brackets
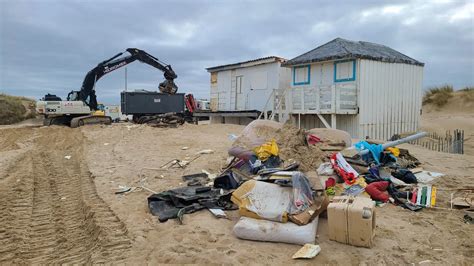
336,115,359,138
294,114,330,129
358,60,423,140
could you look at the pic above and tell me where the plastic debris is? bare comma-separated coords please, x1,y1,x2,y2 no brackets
233,216,319,245
197,149,214,154
289,172,314,214
317,162,334,176
228,134,238,141
292,244,321,259
208,208,227,218
115,185,132,194
415,171,444,184
253,139,279,161
331,152,358,185
64,155,71,160
231,180,292,222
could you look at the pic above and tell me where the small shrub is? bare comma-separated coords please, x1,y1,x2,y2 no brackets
422,85,454,107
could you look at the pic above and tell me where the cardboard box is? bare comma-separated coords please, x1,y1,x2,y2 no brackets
289,194,329,225
328,196,376,248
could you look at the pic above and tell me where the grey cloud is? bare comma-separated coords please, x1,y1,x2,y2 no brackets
1,0,472,103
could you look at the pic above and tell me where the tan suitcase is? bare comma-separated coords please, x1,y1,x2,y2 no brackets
327,196,376,248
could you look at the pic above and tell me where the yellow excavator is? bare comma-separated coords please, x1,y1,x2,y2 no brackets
93,103,106,117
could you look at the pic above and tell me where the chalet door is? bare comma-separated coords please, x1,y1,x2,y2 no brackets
235,76,243,110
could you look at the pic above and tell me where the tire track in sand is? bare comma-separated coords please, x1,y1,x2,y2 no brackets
0,127,131,263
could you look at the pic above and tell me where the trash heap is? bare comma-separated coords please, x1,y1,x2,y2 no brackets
145,120,447,258
326,132,444,213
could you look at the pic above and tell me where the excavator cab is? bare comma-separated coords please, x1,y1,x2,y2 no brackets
93,103,106,116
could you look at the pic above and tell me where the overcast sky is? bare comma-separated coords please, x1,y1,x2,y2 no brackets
1,0,473,104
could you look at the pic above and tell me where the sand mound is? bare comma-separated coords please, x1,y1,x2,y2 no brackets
233,120,333,171
0,94,36,125
423,90,474,114
274,123,325,171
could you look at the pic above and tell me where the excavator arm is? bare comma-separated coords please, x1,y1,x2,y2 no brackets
68,48,178,110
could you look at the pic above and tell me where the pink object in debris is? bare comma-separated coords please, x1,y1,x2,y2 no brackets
306,134,322,145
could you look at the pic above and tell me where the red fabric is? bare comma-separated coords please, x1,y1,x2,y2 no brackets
365,181,390,202
306,134,321,145
325,177,336,188
330,153,356,185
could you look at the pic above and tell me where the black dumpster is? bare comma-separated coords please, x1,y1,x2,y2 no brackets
121,91,185,115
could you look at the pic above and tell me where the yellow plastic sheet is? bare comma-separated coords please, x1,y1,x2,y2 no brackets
386,147,400,157
253,139,279,161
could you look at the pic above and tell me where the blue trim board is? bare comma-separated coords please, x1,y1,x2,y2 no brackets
334,59,356,83
293,65,311,85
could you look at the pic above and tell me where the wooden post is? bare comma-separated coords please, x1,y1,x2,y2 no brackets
449,135,452,153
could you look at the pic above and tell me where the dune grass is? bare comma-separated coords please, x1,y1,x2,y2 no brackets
422,85,454,107
459,86,474,102
0,93,36,125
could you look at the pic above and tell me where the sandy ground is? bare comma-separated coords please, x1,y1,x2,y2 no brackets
0,126,130,264
0,117,473,264
421,112,474,156
421,92,474,155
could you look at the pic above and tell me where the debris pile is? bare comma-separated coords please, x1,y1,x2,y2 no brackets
140,120,468,260
232,121,350,171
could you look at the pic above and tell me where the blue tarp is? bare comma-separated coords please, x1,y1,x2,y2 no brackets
354,141,383,164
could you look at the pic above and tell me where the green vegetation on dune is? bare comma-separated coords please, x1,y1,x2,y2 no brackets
0,93,37,125
459,87,474,102
422,85,474,109
422,85,454,107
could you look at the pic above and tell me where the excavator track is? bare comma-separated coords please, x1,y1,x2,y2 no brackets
70,115,112,128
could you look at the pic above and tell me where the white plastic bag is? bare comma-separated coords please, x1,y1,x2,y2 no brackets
233,216,319,245
233,120,284,149
231,180,291,222
317,162,334,176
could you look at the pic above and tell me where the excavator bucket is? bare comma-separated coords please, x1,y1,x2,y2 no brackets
159,80,178,94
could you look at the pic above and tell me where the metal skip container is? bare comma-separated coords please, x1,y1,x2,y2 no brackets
120,91,185,115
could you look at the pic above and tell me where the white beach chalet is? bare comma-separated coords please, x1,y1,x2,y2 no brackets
270,38,424,140
205,56,291,124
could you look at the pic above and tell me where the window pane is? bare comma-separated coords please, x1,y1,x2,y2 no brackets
337,62,351,80
295,66,309,84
